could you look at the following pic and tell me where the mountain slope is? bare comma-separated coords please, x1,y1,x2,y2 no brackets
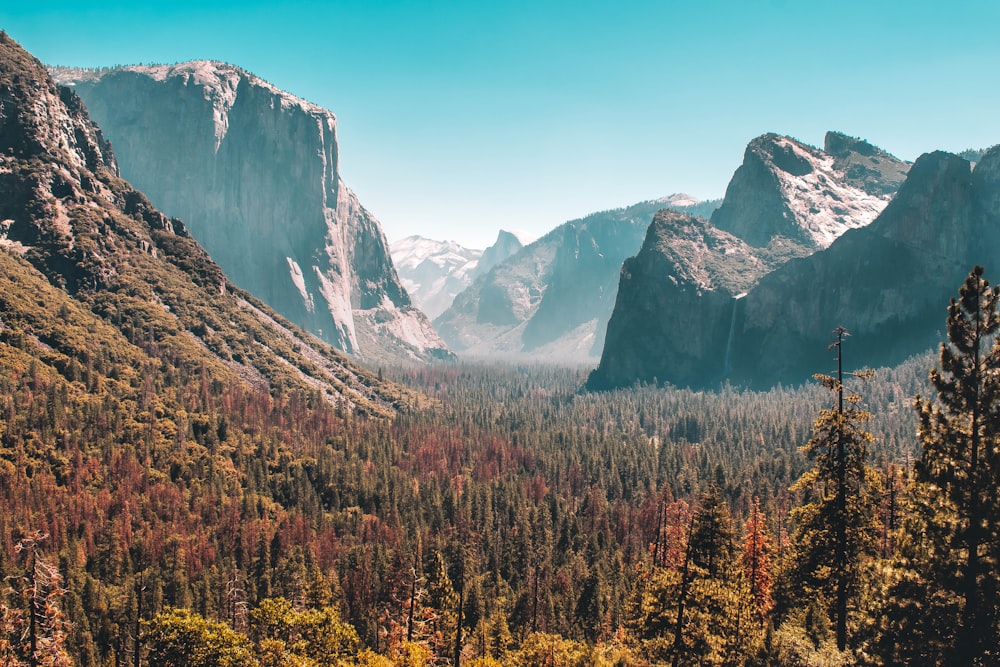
433,195,720,361
730,148,1000,386
0,32,414,416
590,146,1000,390
390,230,526,320
51,62,450,363
587,211,781,389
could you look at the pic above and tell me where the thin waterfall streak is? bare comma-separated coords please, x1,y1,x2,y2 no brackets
723,294,745,378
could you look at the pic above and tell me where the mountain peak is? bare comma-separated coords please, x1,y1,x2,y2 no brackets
496,229,534,247
710,132,907,249
0,31,414,414
655,193,702,208
54,59,451,363
1,32,117,176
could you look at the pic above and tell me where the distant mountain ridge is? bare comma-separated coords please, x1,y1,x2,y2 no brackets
433,195,720,362
390,230,528,320
51,61,451,364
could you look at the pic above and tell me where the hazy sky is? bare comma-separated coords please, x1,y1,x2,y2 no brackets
4,1,999,247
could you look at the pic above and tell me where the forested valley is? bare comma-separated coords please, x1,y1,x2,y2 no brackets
3,268,1000,666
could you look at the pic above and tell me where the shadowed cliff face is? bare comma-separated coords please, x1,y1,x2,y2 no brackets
587,211,770,390
434,196,720,363
732,149,1000,387
590,147,1000,391
53,63,450,363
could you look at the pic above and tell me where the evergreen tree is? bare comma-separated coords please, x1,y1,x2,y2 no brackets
741,497,774,623
631,491,744,666
142,607,254,667
881,265,1000,664
789,328,878,653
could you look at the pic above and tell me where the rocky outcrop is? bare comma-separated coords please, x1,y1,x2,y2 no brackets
390,230,526,320
434,196,719,362
0,33,415,415
824,131,911,197
731,149,1000,386
590,147,1000,390
710,133,909,248
51,62,450,363
587,211,773,389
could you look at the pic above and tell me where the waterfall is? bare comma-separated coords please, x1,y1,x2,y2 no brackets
723,293,746,378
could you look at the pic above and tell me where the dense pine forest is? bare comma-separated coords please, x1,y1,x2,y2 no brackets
5,255,1000,666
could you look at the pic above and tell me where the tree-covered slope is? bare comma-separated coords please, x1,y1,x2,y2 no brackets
0,31,414,416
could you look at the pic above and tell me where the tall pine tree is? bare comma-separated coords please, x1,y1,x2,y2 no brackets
789,328,879,653
885,265,1000,664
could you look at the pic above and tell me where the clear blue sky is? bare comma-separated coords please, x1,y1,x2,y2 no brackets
4,1,999,247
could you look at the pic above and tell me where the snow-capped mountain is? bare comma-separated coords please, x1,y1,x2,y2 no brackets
710,132,910,249
52,62,451,363
433,196,720,362
390,230,528,320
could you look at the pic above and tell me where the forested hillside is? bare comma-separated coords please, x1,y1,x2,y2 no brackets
3,294,968,667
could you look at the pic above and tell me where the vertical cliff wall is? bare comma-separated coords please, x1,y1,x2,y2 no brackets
52,62,450,362
590,147,1000,391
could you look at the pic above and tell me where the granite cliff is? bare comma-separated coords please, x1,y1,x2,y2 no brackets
710,132,909,249
730,148,1000,386
52,62,450,363
0,33,415,415
591,145,1000,390
588,211,773,388
434,195,719,362
590,132,923,390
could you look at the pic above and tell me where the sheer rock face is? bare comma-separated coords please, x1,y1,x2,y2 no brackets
433,196,720,363
0,33,414,415
710,133,909,249
52,62,450,363
590,147,1000,390
733,149,1000,387
587,211,771,389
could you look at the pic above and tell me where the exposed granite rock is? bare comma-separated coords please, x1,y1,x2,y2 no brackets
587,211,772,389
52,62,450,363
710,133,907,249
824,131,911,197
434,196,720,362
